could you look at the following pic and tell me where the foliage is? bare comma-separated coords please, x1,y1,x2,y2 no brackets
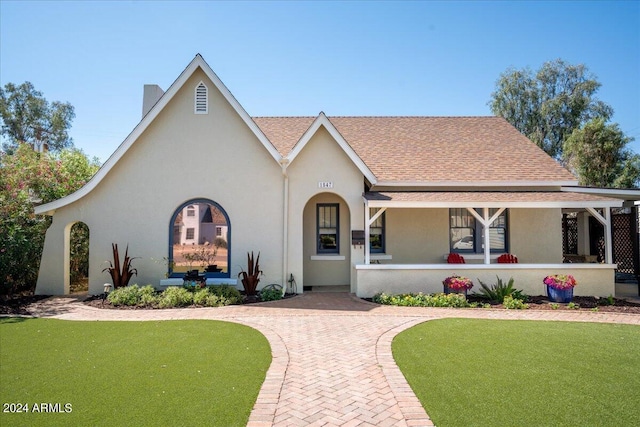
393,319,640,427
543,274,577,290
69,222,89,286
183,242,218,270
107,284,156,306
489,59,613,159
260,284,283,302
0,144,100,295
442,274,473,291
213,237,228,249
0,81,75,153
567,302,580,310
503,295,529,309
550,303,560,310
477,276,525,303
373,292,473,308
563,118,639,188
238,251,263,296
106,284,241,308
1,318,271,426
102,243,138,288
157,286,194,308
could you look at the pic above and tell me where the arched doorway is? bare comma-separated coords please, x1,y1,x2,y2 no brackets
64,221,90,294
302,193,351,289
168,199,231,278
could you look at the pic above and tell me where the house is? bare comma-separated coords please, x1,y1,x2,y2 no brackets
34,55,639,297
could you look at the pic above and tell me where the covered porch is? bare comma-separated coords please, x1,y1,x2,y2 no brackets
354,190,624,298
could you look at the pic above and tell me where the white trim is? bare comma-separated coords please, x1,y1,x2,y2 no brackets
310,255,346,261
355,263,617,270
35,54,282,215
287,113,377,184
562,186,640,201
365,199,622,209
375,180,579,187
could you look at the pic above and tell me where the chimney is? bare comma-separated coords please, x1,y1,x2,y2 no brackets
142,84,164,118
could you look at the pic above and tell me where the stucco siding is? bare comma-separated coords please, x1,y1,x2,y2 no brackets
384,208,449,264
287,126,365,289
510,208,563,263
37,68,284,294
355,264,615,298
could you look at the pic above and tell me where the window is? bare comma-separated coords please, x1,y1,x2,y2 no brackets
450,208,507,253
370,208,385,253
186,228,195,240
317,204,339,253
169,199,230,278
195,81,208,114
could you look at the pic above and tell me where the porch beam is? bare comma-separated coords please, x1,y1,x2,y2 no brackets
466,207,506,264
368,207,386,225
586,207,613,264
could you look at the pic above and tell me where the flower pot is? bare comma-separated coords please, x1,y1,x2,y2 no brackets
547,286,574,303
444,286,467,297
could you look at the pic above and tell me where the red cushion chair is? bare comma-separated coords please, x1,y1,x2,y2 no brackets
497,253,518,263
447,253,466,264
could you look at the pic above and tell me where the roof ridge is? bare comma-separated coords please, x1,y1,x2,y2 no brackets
252,115,499,119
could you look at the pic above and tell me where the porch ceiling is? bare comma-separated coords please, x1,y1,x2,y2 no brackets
364,191,624,208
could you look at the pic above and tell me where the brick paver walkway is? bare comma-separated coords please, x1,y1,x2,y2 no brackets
22,293,640,427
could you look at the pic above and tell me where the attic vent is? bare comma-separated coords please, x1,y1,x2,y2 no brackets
195,81,208,114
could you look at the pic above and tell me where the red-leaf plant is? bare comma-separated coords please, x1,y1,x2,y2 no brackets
102,243,138,288
238,251,263,296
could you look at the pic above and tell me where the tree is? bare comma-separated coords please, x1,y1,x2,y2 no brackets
564,118,639,188
489,59,613,159
0,145,100,295
0,82,75,153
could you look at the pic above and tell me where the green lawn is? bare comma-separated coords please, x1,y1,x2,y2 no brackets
393,319,640,427
0,318,271,427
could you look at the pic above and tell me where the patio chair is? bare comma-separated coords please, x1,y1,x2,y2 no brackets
497,253,518,263
447,253,466,264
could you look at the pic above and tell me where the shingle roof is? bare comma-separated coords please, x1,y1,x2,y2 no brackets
252,116,577,184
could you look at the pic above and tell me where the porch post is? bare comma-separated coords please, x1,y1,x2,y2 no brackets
365,203,370,265
483,208,491,264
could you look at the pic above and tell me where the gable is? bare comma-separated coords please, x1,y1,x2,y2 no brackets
254,116,578,186
36,54,281,215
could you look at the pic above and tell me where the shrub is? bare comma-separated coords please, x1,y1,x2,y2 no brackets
157,287,194,308
372,292,472,308
503,295,529,309
213,237,227,249
107,284,158,306
209,285,242,304
477,276,527,303
260,284,283,302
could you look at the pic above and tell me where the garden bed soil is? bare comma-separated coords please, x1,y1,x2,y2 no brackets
2,293,640,314
468,295,640,313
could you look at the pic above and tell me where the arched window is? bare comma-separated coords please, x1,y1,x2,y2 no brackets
195,81,208,114
169,199,230,278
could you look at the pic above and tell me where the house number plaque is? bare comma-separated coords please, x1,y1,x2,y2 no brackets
318,181,334,189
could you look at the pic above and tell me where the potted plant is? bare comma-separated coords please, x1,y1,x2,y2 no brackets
442,275,473,296
543,274,577,303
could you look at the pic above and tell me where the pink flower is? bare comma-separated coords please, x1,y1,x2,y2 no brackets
544,274,577,290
